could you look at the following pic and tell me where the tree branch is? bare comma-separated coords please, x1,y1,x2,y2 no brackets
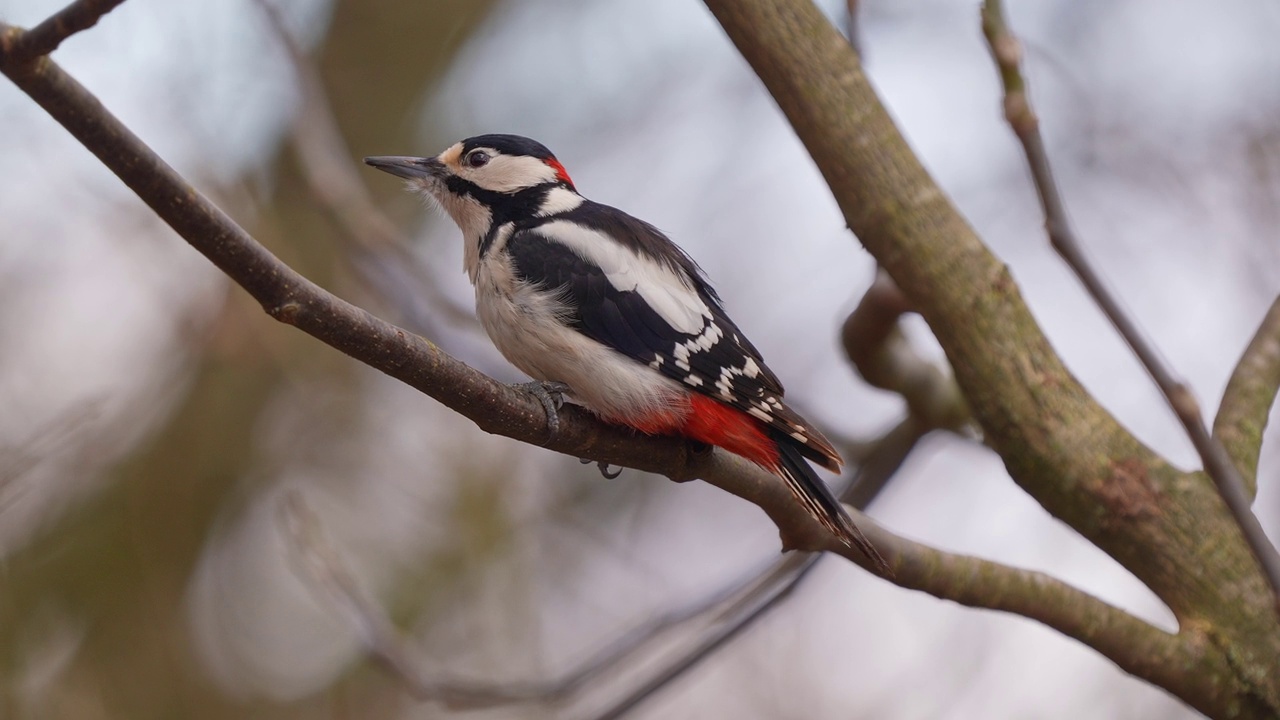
1214,296,1280,497
979,0,1280,610
865,521,1204,696
701,0,1280,713
0,21,890,565
842,269,968,430
4,0,127,62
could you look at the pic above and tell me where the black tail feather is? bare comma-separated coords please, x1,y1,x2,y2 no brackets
775,437,890,575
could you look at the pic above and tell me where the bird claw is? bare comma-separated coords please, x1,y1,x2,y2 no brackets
514,381,571,443
579,457,623,479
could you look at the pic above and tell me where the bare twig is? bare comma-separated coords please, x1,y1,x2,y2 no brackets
252,0,476,332
4,0,127,61
979,0,1280,610
1214,296,1280,497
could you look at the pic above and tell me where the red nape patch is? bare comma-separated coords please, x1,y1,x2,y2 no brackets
544,157,574,188
681,395,779,470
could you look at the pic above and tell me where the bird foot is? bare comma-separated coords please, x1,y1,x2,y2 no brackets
513,381,571,443
579,457,623,479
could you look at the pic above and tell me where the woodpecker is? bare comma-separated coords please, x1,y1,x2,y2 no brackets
366,135,886,572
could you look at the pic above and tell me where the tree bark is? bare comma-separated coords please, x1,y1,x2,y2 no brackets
702,0,1280,716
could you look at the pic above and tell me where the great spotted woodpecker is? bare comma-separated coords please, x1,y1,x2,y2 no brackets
366,135,886,571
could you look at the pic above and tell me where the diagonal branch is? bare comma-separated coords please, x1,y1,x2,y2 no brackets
0,21,876,563
5,0,127,62
979,0,1280,610
1214,296,1280,497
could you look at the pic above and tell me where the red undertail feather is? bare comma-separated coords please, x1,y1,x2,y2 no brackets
676,395,891,575
681,394,780,469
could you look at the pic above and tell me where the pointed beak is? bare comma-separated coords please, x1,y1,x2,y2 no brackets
363,155,446,180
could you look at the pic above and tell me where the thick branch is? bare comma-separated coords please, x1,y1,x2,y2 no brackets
1214,296,1280,496
702,0,1280,714
979,0,1280,611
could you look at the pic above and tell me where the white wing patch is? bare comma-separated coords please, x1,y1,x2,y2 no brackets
539,219,711,335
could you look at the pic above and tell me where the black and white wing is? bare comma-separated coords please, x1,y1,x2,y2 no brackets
505,200,842,471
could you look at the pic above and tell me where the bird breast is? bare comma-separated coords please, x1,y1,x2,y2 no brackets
472,251,688,427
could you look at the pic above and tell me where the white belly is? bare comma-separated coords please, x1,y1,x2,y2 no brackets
473,256,688,425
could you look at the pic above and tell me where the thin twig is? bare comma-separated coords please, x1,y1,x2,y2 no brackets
1214,296,1280,497
979,0,1280,610
5,0,127,62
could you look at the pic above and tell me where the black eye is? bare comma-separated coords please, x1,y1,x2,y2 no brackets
465,150,490,168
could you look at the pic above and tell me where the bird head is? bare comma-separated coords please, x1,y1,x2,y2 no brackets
365,134,577,240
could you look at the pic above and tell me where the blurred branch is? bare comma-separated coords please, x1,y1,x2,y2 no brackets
283,485,816,712
283,417,922,716
590,552,820,720
1214,296,1280,497
842,269,969,431
253,0,477,332
979,0,1280,609
5,0,126,62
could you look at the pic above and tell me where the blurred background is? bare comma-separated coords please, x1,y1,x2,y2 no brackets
1,0,1278,717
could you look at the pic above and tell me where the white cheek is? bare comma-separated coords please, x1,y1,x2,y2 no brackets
466,155,558,192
